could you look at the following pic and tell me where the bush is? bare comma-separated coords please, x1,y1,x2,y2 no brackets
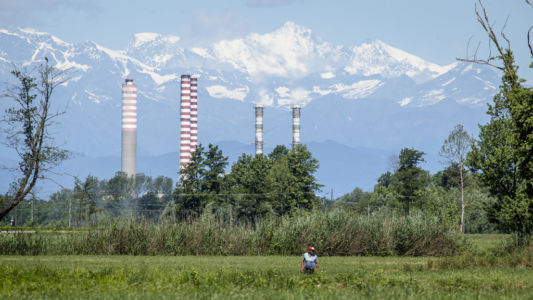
0,209,459,256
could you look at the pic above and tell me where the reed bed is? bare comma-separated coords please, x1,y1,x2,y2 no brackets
0,209,458,256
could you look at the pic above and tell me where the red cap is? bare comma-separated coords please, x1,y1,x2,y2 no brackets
308,246,315,251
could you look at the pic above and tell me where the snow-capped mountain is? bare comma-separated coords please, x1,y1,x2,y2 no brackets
0,23,501,195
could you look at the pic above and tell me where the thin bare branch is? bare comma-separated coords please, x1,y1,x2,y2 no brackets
527,26,533,56
501,16,511,50
460,1,514,75
456,57,504,70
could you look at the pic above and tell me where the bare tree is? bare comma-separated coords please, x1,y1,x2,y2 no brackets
440,124,473,233
458,0,533,74
0,62,69,221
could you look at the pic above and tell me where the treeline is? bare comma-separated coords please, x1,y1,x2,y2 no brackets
1,144,321,227
0,141,503,235
172,144,320,221
0,173,174,227
336,147,495,234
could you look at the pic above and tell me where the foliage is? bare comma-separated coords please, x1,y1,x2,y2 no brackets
173,144,229,215
2,173,174,227
376,148,429,214
0,209,458,256
0,63,69,221
440,124,474,232
226,153,273,220
467,51,533,239
462,1,533,243
173,144,321,220
72,175,99,226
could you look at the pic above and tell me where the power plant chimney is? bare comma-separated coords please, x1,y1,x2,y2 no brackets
255,104,263,155
179,75,191,171
121,78,137,176
292,105,301,150
190,76,198,151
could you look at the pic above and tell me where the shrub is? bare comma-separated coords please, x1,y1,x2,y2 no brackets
0,209,459,256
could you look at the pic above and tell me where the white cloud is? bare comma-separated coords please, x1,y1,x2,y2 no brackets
320,72,335,79
399,97,413,107
277,87,312,106
275,86,290,97
255,89,274,106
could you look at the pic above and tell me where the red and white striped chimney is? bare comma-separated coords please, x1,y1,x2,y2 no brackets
121,78,137,176
190,76,198,151
179,75,191,171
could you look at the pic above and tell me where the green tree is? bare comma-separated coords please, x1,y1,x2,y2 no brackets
267,154,298,215
463,0,533,241
227,153,272,220
72,175,99,226
440,124,473,233
104,172,134,216
0,62,69,221
286,145,322,210
390,148,428,214
173,144,229,216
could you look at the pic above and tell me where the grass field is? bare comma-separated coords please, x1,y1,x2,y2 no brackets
1,234,532,299
1,254,533,298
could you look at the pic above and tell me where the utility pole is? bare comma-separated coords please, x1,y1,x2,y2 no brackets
330,188,333,202
30,194,34,222
68,196,72,228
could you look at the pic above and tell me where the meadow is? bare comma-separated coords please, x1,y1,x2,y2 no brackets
1,252,533,299
1,212,532,299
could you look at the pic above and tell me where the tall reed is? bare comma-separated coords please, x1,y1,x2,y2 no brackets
0,209,458,256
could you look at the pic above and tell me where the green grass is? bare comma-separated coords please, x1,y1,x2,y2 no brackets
0,211,459,256
1,254,533,299
464,234,510,253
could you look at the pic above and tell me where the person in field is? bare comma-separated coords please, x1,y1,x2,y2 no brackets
300,246,318,274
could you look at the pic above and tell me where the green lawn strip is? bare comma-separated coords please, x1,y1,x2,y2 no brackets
1,255,532,298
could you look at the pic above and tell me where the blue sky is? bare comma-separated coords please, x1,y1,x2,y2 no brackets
1,0,532,79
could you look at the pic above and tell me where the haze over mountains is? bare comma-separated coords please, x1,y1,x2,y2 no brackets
0,22,500,197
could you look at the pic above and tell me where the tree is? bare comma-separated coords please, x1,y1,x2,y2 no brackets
267,153,298,215
285,144,322,211
462,0,533,241
173,144,229,216
72,175,99,226
0,62,69,221
226,145,321,219
104,172,135,215
227,153,272,220
440,124,473,233
390,148,428,214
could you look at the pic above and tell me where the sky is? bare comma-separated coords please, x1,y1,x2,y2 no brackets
0,0,532,80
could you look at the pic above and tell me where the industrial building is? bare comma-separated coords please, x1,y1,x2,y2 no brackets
121,78,137,176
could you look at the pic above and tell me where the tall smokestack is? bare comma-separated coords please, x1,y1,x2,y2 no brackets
190,77,198,151
255,105,263,155
121,78,137,176
292,105,301,150
179,75,191,171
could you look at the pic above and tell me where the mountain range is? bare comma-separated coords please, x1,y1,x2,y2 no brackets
0,22,500,197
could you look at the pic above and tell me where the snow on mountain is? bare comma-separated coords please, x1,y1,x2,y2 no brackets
345,40,456,84
0,25,503,195
212,22,333,79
